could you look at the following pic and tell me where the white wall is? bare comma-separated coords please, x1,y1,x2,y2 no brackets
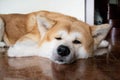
0,0,85,21
86,0,94,25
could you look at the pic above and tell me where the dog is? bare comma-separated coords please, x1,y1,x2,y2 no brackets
0,11,111,64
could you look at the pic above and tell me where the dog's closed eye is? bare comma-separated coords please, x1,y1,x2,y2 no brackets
55,37,62,40
73,40,81,44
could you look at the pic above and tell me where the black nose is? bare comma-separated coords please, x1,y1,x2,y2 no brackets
57,45,70,57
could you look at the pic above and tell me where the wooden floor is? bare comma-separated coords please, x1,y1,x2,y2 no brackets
0,28,120,80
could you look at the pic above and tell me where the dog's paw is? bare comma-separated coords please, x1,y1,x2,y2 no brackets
7,46,30,57
7,46,19,57
7,45,38,57
98,40,109,48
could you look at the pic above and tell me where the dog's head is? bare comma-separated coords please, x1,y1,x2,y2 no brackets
36,13,111,64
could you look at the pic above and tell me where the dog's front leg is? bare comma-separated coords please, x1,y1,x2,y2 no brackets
7,34,39,57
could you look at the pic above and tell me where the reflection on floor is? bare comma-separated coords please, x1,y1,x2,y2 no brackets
0,28,120,80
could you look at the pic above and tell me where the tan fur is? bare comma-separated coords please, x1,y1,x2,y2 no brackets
0,14,36,45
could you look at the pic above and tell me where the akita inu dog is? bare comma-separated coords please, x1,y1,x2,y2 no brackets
0,11,111,64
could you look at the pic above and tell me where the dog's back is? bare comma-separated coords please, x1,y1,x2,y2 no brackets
0,13,38,46
0,11,79,46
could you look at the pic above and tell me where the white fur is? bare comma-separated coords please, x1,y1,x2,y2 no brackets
8,40,38,57
77,47,89,59
58,31,83,41
99,40,109,48
38,40,56,59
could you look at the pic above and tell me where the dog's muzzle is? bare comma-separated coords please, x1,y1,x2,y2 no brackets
57,45,70,57
52,45,74,64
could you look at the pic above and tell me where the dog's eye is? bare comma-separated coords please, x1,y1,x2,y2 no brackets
73,40,81,44
55,37,62,40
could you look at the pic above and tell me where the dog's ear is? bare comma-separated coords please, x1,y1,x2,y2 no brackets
36,16,56,32
91,24,111,48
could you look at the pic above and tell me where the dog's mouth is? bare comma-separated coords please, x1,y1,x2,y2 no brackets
55,58,66,64
52,56,75,64
54,59,72,64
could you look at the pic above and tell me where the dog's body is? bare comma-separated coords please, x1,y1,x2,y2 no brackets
0,11,111,64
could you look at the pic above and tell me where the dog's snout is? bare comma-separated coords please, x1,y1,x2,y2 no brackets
57,45,70,57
